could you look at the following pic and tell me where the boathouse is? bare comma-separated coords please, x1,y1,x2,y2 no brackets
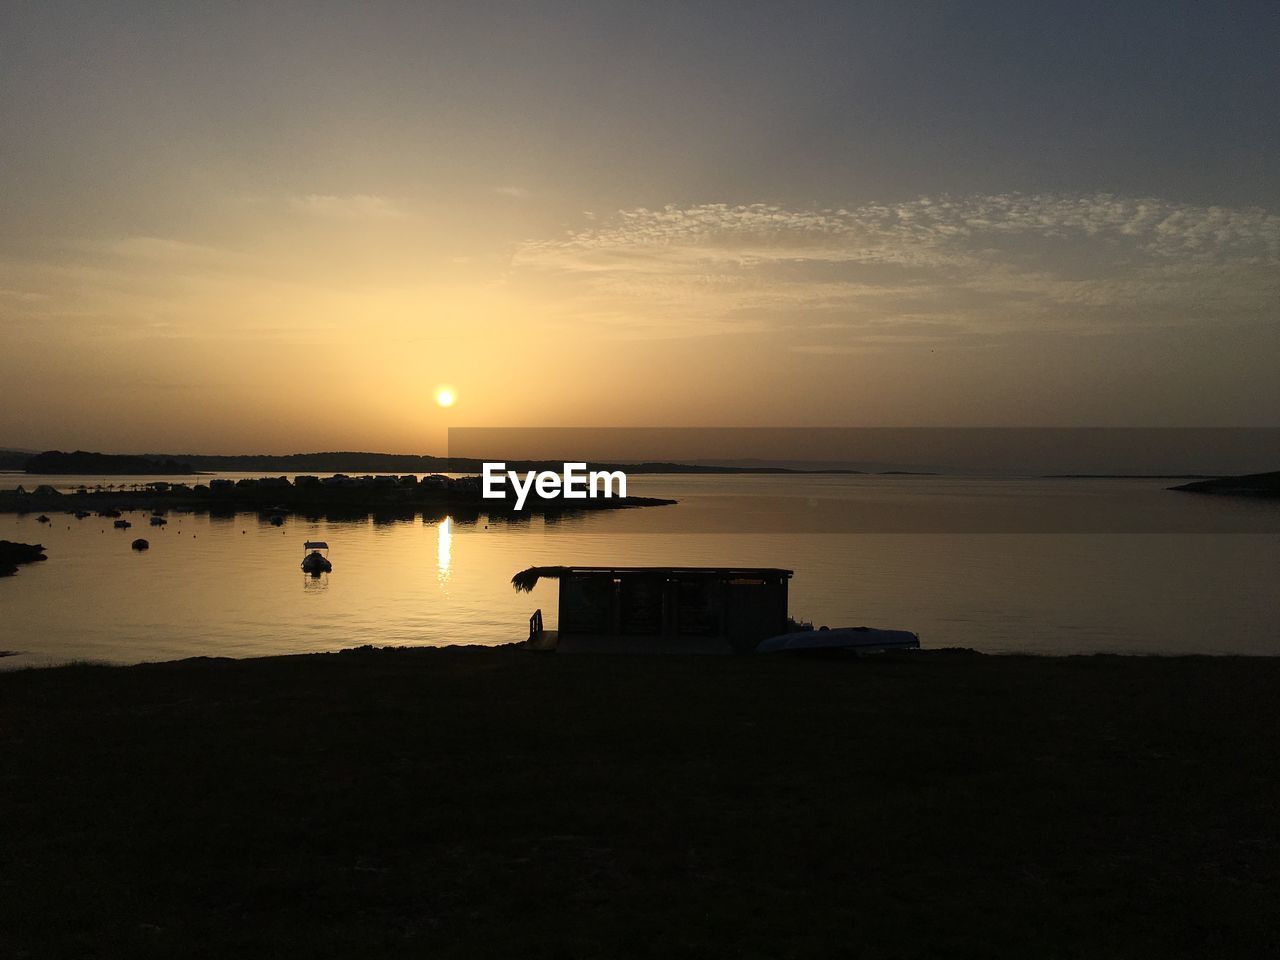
512,566,793,654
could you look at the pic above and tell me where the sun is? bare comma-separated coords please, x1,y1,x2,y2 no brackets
434,386,456,408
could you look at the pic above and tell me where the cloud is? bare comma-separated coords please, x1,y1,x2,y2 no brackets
0,287,50,303
493,186,532,199
288,194,409,220
106,236,229,263
511,194,1279,345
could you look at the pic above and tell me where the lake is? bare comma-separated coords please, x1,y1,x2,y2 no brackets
2,473,1277,667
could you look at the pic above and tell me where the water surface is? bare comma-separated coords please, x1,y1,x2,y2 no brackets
2,474,1276,666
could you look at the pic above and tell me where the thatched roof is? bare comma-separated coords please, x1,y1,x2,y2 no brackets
511,566,572,592
512,565,794,592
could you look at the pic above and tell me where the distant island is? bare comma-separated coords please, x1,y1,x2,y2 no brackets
0,448,36,471
0,472,676,519
1169,471,1280,498
17,449,866,476
24,451,198,475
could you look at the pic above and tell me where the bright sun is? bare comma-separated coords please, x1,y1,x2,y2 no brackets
434,386,456,408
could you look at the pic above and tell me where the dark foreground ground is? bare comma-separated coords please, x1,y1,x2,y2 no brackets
2,647,1277,959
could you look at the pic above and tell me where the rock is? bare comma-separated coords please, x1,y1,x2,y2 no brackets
0,540,47,576
131,538,150,551
1170,470,1280,498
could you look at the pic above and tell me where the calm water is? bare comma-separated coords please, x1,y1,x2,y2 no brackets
2,473,1277,667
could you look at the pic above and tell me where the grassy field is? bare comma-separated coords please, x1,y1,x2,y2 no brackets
2,646,1277,958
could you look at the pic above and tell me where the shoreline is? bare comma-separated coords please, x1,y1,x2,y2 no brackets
0,484,677,518
7,643,1280,673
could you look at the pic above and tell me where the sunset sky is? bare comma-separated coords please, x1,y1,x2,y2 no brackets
2,1,1277,454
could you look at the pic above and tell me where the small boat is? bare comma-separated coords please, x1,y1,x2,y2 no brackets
113,519,132,529
36,515,50,523
131,538,149,551
149,516,167,526
74,510,91,519
301,541,332,574
98,509,122,519
268,514,285,527
756,626,920,655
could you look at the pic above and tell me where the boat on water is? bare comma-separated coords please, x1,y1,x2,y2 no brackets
149,516,167,526
301,541,332,574
113,519,132,529
756,626,920,655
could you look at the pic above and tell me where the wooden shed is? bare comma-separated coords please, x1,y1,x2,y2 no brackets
513,566,793,654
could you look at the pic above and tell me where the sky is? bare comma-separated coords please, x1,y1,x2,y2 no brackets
1,1,1277,454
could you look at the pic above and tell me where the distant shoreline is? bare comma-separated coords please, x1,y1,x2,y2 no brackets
17,449,871,476
1044,473,1219,480
1169,471,1280,498
0,477,677,518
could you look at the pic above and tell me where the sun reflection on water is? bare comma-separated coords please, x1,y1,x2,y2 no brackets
437,516,452,583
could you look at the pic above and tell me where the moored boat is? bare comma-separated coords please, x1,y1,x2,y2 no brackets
301,541,332,574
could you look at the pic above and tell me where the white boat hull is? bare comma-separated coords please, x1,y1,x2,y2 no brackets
757,627,919,654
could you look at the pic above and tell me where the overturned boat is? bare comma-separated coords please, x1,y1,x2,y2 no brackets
301,541,332,574
756,626,920,655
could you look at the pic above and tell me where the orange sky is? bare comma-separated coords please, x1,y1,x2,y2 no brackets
2,4,1276,453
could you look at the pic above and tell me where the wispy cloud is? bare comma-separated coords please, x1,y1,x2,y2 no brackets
493,186,532,199
0,286,50,303
288,194,410,220
512,194,1280,345
106,236,230,263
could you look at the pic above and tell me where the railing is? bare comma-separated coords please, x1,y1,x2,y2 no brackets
528,608,544,644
